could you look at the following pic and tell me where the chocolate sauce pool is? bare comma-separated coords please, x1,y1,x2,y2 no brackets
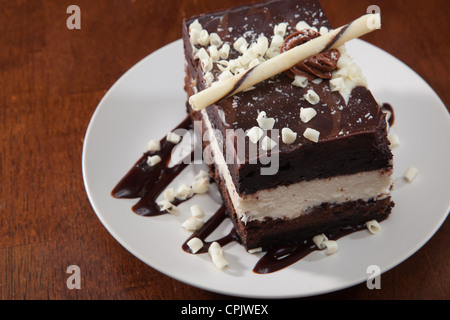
111,115,383,274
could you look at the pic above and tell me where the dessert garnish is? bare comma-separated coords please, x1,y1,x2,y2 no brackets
280,29,340,80
188,13,381,111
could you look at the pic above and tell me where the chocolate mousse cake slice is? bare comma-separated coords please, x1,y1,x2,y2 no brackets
182,0,394,251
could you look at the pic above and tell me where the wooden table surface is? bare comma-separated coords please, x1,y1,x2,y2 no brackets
1,0,448,300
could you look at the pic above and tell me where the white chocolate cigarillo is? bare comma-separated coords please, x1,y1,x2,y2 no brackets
188,13,381,111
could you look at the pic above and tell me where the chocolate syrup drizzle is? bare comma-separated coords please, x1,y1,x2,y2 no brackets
182,204,239,254
112,116,372,274
253,224,366,274
381,103,395,127
112,115,193,216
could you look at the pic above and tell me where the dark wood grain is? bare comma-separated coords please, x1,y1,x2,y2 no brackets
0,0,448,300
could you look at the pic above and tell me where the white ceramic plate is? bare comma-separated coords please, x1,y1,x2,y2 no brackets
82,39,450,299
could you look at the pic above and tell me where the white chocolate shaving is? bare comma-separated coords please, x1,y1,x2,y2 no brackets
295,21,311,31
189,19,202,33
147,139,161,152
292,75,308,88
189,29,201,45
257,111,275,130
404,167,418,182
300,107,317,123
218,70,233,82
208,45,219,61
265,46,280,59
255,36,269,56
388,134,400,149
366,220,381,234
176,184,193,200
208,241,222,256
248,247,263,254
163,188,175,202
157,199,172,211
233,37,248,53
227,59,241,74
195,169,209,180
319,26,329,35
209,33,222,47
323,240,338,255
313,234,329,249
196,47,209,61
219,43,230,59
216,59,229,67
303,128,320,143
186,237,204,253
281,128,297,144
331,48,368,104
270,34,284,48
200,57,213,73
157,199,179,215
167,131,181,144
274,22,288,36
182,216,204,231
147,155,161,167
190,205,205,218
208,242,228,270
192,176,210,194
198,29,210,46
304,89,320,105
204,72,214,87
330,77,346,92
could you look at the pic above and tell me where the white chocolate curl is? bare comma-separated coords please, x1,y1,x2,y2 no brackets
189,13,381,111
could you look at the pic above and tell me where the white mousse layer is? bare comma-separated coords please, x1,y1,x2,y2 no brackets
202,109,392,224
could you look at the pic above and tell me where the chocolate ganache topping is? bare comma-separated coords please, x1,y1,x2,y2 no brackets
281,29,340,80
